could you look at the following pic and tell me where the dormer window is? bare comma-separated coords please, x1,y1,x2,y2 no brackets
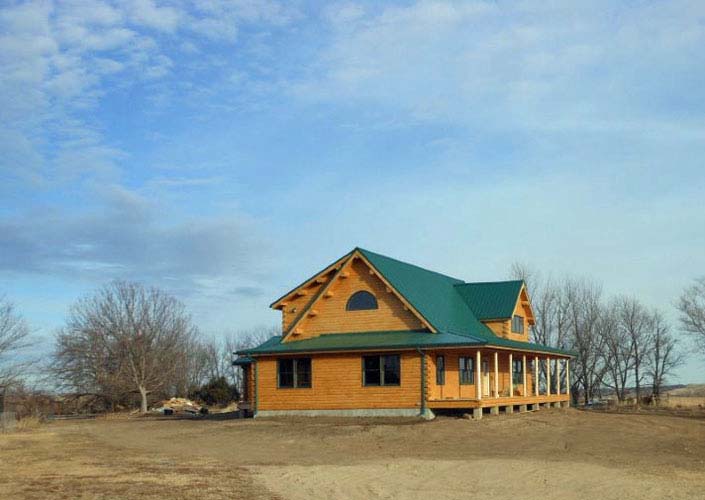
512,315,524,334
346,291,378,311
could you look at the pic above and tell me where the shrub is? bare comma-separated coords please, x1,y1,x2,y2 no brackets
189,377,239,406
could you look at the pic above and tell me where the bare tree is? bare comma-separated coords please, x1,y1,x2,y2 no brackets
564,278,607,405
169,338,212,398
510,263,569,348
226,326,278,397
510,265,608,403
647,311,683,403
0,297,32,390
602,300,634,402
54,281,198,413
677,277,705,355
615,296,653,404
53,323,125,410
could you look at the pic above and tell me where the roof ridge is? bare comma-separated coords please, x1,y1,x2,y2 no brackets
269,249,356,308
356,247,465,283
455,279,524,287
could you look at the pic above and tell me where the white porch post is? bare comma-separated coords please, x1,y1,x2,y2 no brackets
508,352,513,397
546,357,551,396
522,354,527,397
476,350,482,401
566,359,571,397
534,355,539,396
556,359,562,395
494,351,499,397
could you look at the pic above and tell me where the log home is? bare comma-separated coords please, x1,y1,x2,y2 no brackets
234,248,573,419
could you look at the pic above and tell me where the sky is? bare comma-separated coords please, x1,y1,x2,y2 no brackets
1,0,704,383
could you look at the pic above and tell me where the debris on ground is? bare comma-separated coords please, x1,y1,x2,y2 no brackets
153,397,202,415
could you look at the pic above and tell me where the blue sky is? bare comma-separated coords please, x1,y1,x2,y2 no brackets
1,0,704,382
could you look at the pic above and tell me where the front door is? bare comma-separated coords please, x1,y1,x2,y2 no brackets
482,360,490,397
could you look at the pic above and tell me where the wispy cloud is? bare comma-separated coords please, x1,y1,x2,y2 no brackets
293,1,705,138
1,1,704,382
0,183,269,293
0,0,296,188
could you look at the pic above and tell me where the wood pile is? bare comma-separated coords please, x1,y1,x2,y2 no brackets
154,397,202,414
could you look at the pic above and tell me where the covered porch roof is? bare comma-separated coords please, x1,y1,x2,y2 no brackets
236,329,574,357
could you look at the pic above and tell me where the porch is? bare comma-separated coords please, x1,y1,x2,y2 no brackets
425,348,571,416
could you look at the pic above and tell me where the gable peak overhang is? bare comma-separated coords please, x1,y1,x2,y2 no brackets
274,248,437,339
518,283,536,326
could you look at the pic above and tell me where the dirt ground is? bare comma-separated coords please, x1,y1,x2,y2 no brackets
1,408,704,499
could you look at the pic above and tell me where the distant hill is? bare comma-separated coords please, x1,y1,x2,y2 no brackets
666,384,705,397
600,384,686,397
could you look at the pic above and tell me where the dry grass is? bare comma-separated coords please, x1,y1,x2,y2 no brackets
14,415,43,431
1,414,44,434
661,396,705,408
1,409,704,499
667,384,705,397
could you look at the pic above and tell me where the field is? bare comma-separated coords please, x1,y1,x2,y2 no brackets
1,408,704,500
662,395,705,408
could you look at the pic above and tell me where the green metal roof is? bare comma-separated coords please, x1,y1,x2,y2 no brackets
237,330,572,356
237,248,573,359
358,248,493,340
454,280,524,320
232,356,254,366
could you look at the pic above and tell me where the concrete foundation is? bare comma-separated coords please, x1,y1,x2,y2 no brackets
519,404,528,413
255,408,436,419
561,401,571,409
490,406,500,416
505,405,514,415
472,408,482,420
552,402,561,408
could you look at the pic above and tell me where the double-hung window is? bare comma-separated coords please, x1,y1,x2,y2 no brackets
436,355,445,385
277,358,312,388
459,356,474,385
512,315,524,334
512,358,523,386
363,355,400,386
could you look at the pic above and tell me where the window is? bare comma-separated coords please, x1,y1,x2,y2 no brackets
436,355,445,385
512,315,524,334
512,358,523,385
346,291,378,311
363,355,400,386
277,358,312,388
459,356,474,385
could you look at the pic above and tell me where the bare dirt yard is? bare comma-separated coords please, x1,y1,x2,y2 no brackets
1,408,704,500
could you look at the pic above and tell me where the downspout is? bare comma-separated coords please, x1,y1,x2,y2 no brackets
253,358,259,418
416,348,427,418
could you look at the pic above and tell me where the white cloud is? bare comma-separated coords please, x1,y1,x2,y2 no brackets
295,0,705,137
323,3,366,28
128,0,181,32
0,0,294,187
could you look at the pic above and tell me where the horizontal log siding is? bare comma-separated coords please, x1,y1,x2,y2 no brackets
256,352,422,411
483,320,508,338
427,349,537,400
295,259,423,338
481,293,532,342
427,350,478,400
281,279,327,333
244,364,254,405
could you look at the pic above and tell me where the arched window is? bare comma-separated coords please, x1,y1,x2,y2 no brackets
346,291,378,311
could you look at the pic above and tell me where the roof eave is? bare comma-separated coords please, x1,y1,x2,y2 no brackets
240,340,488,356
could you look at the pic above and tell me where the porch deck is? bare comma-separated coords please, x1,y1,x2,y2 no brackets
427,393,570,409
